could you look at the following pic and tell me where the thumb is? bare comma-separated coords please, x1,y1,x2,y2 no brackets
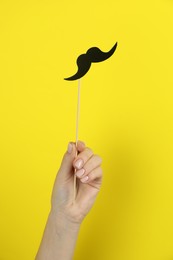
58,142,77,182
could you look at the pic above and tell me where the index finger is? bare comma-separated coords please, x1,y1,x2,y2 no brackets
73,147,93,170
76,140,86,153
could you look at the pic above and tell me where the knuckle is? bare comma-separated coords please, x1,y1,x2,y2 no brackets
99,167,103,176
90,166,103,180
94,154,102,164
79,148,93,163
85,147,93,156
97,166,103,175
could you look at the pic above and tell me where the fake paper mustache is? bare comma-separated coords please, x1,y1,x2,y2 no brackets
64,42,118,81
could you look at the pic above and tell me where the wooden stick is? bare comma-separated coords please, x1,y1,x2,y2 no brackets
73,79,81,203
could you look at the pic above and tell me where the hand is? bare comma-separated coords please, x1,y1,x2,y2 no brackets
51,141,103,225
36,141,103,260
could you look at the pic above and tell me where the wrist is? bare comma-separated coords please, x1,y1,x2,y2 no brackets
49,209,81,235
36,209,81,259
51,201,87,226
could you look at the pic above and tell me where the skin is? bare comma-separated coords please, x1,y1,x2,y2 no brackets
36,141,103,260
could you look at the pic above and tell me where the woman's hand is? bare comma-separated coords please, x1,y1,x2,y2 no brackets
36,141,103,260
51,141,103,225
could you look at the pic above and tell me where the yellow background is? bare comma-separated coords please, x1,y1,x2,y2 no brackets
0,0,173,259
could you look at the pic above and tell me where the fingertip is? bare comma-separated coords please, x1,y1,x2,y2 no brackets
66,142,77,159
67,142,73,154
59,142,77,178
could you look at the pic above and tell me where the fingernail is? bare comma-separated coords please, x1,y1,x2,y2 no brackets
67,143,73,154
81,175,89,183
74,159,83,169
76,168,85,178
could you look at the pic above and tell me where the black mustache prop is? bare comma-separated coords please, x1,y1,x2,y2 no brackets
64,42,118,81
